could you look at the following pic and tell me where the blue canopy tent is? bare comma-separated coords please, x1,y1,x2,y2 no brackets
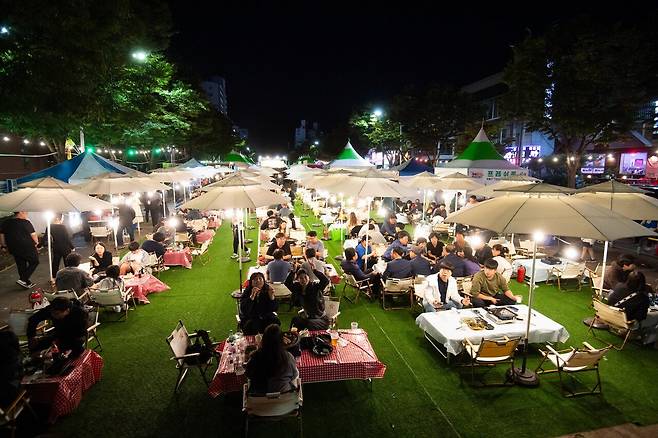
394,158,434,176
16,152,143,185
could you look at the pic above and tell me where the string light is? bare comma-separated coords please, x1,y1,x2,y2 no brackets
23,139,30,145
2,136,9,142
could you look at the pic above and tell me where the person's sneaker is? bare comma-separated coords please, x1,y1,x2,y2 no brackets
231,253,239,259
26,282,36,288
245,248,251,255
16,279,29,289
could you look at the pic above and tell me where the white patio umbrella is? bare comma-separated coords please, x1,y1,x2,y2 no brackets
496,182,576,195
399,171,444,220
149,170,195,209
321,168,413,268
0,177,113,281
469,176,542,199
75,172,170,194
430,172,484,213
444,193,653,385
181,174,290,293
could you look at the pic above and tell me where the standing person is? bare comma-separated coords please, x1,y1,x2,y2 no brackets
45,215,75,280
580,238,596,262
141,193,151,225
0,212,40,288
231,215,249,259
117,200,136,245
150,194,163,227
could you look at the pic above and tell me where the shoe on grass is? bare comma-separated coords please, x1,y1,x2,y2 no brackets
231,253,238,259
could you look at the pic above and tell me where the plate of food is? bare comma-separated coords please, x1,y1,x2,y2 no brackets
282,331,300,349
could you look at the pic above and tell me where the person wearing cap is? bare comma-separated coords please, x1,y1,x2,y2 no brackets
409,245,434,276
26,297,88,358
423,261,470,312
470,258,518,307
441,244,467,277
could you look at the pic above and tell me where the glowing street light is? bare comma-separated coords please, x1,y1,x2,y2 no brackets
131,50,149,62
373,108,383,118
2,136,9,142
0,26,9,35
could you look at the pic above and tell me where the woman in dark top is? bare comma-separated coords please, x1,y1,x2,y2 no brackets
45,215,75,277
245,324,298,394
426,232,444,263
288,268,330,330
608,271,651,322
90,243,113,275
239,272,280,335
461,247,482,276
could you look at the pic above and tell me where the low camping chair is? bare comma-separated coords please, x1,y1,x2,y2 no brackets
90,226,112,245
547,263,585,291
341,273,372,304
243,377,303,438
381,277,414,310
44,289,89,304
166,320,216,393
536,342,610,397
191,240,211,266
517,240,546,258
462,336,521,386
85,309,102,351
290,245,303,259
0,390,36,438
146,252,166,277
587,299,639,350
88,288,130,321
324,296,341,329
586,264,611,300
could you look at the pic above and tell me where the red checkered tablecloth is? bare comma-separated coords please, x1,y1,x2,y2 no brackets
124,274,170,304
164,248,193,269
196,229,215,243
208,329,386,397
22,350,104,423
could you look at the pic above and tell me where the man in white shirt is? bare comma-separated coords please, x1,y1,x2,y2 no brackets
422,261,470,312
120,241,150,275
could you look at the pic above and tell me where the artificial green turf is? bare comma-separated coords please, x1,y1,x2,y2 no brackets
50,203,658,438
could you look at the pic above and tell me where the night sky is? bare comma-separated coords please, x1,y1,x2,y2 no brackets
166,2,611,153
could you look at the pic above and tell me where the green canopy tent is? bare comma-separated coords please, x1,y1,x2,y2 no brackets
442,127,527,180
329,141,374,170
222,150,254,166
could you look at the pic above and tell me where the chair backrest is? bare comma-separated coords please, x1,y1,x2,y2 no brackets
563,347,610,370
561,263,585,278
324,297,340,319
8,309,35,337
146,252,160,267
87,309,99,329
166,320,190,367
519,240,533,251
90,288,124,306
461,279,473,295
475,337,520,361
199,240,210,254
384,277,414,292
44,289,79,301
175,232,189,242
112,256,120,265
343,273,359,287
90,226,109,237
593,299,632,328
245,386,302,417
259,246,269,257
291,246,303,257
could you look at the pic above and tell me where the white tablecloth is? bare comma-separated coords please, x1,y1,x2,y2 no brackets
415,305,569,356
511,258,580,283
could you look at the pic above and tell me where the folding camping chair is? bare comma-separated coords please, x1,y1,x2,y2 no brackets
462,336,520,386
243,378,303,438
166,320,216,393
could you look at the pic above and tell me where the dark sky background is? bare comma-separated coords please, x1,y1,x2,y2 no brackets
166,2,603,153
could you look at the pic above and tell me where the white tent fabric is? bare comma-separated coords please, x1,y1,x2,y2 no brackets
329,141,374,170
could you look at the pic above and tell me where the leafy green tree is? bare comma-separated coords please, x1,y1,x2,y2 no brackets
183,109,239,162
0,0,170,161
503,15,658,187
349,110,406,166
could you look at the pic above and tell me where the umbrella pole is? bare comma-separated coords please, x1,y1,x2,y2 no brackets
511,239,539,386
47,217,53,282
423,189,427,221
238,209,244,294
172,187,176,212
599,241,609,296
161,191,166,218
364,199,371,271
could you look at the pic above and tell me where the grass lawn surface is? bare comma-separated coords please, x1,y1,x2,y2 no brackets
51,202,658,438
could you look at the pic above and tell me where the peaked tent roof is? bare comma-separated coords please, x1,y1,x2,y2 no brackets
179,158,206,168
445,127,521,170
329,141,374,169
16,152,144,185
223,150,254,164
393,158,434,176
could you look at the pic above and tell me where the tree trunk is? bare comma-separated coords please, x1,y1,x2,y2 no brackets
566,158,581,188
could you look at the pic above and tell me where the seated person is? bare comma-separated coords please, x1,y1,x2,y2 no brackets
491,244,513,281
239,272,280,335
441,244,467,277
347,212,360,236
265,233,292,262
94,265,125,293
355,234,377,271
608,271,651,322
422,261,471,312
260,210,281,231
425,232,444,263
141,232,167,258
278,203,291,219
89,242,113,275
409,246,434,276
276,220,290,238
433,203,448,219
299,247,323,282
474,241,493,265
341,247,381,296
267,249,292,283
119,241,150,275
358,223,387,245
603,254,636,289
305,230,325,259
382,247,413,281
185,209,203,220
288,269,330,328
245,324,298,394
26,297,88,358
470,259,518,307
0,327,22,408
460,247,483,276
453,231,470,253
415,237,428,251
55,253,94,293
155,219,176,244
382,230,411,261
288,212,298,230
380,214,398,239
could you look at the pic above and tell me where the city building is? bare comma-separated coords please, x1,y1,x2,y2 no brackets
294,120,320,147
201,75,228,115
0,136,54,189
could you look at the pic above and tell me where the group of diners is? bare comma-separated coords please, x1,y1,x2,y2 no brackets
602,253,654,323
339,228,521,311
